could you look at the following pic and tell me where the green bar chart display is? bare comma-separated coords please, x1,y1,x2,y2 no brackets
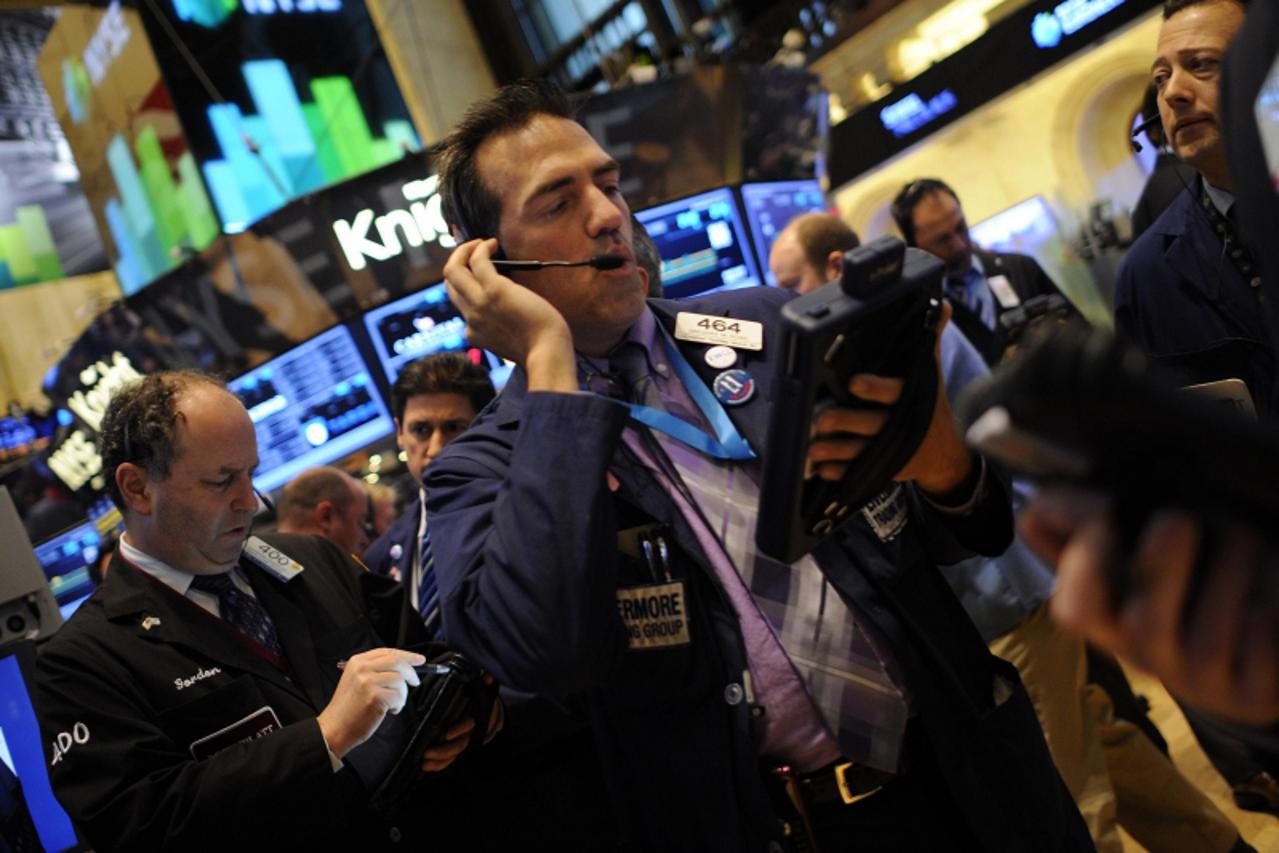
138,0,421,233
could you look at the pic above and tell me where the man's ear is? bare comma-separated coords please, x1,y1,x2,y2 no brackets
315,501,336,533
116,463,152,515
825,250,843,283
393,418,405,452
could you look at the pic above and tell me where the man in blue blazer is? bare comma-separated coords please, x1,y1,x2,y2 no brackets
426,80,1091,852
362,352,495,627
1114,0,1273,415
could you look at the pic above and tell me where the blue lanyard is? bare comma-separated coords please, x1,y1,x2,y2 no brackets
620,328,757,461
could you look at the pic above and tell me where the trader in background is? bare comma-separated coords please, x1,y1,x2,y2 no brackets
362,351,495,637
1113,0,1275,416
892,177,1072,365
275,466,371,557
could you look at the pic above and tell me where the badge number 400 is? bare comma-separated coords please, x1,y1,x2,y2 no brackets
50,722,90,766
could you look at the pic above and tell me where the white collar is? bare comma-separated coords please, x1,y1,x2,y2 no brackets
120,535,198,596
1203,180,1235,218
119,534,246,597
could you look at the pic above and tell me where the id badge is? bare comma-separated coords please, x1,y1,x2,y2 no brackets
616,581,691,650
189,706,282,760
987,275,1021,309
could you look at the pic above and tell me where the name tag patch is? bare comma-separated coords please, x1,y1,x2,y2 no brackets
189,706,282,761
861,484,909,542
986,274,1021,309
243,536,305,582
617,582,690,649
674,312,763,351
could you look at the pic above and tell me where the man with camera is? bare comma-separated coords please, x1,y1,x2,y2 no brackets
425,80,1090,851
33,371,480,851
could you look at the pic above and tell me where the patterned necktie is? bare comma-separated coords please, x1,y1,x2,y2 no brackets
417,525,442,639
189,572,283,658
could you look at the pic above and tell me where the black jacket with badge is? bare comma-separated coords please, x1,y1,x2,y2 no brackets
32,531,466,852
951,250,1073,366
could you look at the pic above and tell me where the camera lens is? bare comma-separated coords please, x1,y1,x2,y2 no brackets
6,614,26,634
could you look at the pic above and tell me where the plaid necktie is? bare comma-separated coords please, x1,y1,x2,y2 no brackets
189,572,283,658
417,526,441,639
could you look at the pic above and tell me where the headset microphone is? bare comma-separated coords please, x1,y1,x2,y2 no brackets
1130,113,1164,153
492,253,627,272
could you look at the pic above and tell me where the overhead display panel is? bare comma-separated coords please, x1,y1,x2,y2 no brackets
137,0,420,233
37,3,218,296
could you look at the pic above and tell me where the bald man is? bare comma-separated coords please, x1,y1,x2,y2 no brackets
767,211,859,294
276,466,371,556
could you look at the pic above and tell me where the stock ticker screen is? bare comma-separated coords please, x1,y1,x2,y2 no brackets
228,324,393,492
635,187,762,300
738,180,828,286
33,521,100,618
362,282,513,388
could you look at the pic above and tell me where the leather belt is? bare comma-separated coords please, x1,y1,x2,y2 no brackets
796,761,896,806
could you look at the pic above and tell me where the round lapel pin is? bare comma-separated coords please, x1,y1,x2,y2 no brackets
704,345,737,369
713,369,755,406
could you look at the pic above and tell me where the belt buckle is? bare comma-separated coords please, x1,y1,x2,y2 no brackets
834,762,882,806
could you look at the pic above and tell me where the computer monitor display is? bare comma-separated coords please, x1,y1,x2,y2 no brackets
969,196,1058,258
635,188,762,300
361,282,469,383
33,522,100,619
361,282,513,389
739,180,828,286
0,643,84,852
227,325,394,493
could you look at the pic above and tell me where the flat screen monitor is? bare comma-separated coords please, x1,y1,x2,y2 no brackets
361,282,512,389
0,643,86,852
227,324,394,493
969,196,1058,258
635,187,762,300
33,522,100,620
738,180,828,286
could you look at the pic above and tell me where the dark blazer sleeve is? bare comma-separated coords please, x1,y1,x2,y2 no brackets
425,391,632,696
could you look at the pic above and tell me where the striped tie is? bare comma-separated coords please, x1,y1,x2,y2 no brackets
417,526,441,639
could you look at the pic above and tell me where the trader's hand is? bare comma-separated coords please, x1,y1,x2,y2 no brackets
444,238,577,393
317,648,424,758
1023,487,1279,726
807,303,974,496
421,718,476,773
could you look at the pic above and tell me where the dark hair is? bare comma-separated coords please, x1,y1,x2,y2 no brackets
1163,0,1247,19
890,178,960,245
632,214,663,297
435,80,575,241
788,212,859,274
391,352,496,423
99,371,227,511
